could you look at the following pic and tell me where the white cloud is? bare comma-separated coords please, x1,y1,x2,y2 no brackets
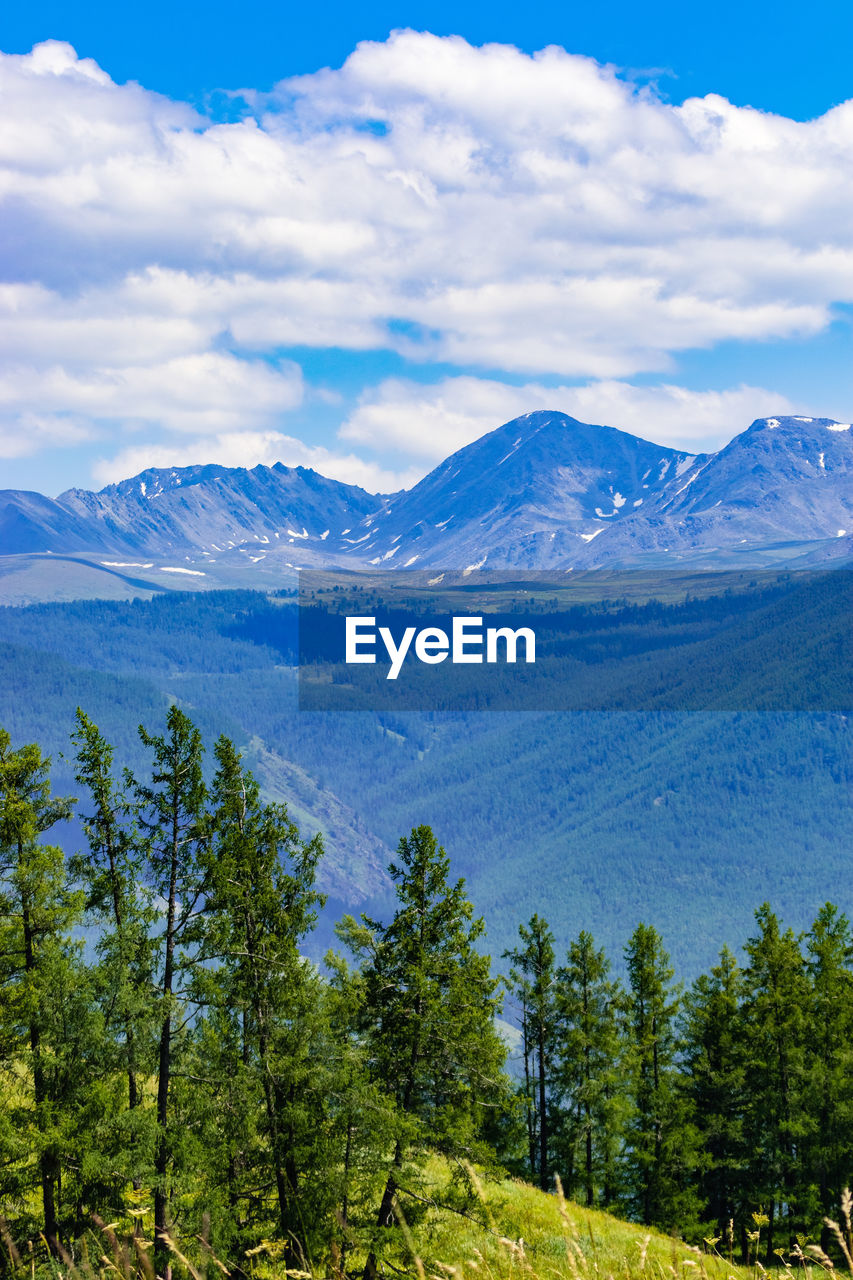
340,377,537,460
92,432,419,493
0,412,97,459
0,352,303,460
5,35,853,361
340,376,812,459
2,33,853,480
547,381,811,451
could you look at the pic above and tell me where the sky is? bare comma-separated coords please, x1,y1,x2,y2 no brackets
3,0,853,496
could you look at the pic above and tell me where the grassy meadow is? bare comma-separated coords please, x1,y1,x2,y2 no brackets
6,1157,846,1280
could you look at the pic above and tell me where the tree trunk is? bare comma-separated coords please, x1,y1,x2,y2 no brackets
340,1110,354,1270
363,1143,403,1280
21,857,60,1252
247,899,294,1256
583,976,593,1207
264,1072,290,1243
522,1005,536,1179
107,845,140,1118
105,841,141,1192
365,953,423,1280
154,806,179,1274
537,1019,548,1191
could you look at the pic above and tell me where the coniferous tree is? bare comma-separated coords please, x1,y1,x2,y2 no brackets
323,949,403,1273
133,707,209,1267
11,706,853,1263
553,931,628,1209
71,708,158,1190
680,946,746,1244
0,729,78,1250
503,914,557,1190
802,904,853,1234
741,904,809,1260
196,736,327,1261
624,923,698,1231
339,825,508,1280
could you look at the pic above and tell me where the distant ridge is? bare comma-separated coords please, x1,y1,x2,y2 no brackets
1,413,851,596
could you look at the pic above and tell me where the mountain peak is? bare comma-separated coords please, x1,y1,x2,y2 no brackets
2,408,851,580
746,415,851,434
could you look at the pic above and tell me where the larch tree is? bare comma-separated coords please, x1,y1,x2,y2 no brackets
133,707,209,1269
679,946,746,1244
0,730,78,1251
802,904,853,1235
197,735,327,1261
740,904,809,1261
338,825,508,1280
71,708,158,1189
503,914,557,1191
553,930,628,1209
624,922,698,1231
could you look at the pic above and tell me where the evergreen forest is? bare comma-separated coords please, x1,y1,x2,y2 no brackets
0,587,850,976
2,708,853,1280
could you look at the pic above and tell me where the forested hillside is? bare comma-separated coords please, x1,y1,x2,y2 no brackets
0,586,849,972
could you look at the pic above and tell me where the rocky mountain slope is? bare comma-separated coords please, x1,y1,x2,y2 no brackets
1,413,851,581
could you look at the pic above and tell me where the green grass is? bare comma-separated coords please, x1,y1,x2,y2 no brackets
8,1160,849,1280
389,1160,748,1280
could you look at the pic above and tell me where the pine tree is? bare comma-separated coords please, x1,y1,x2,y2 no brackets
802,904,853,1234
133,707,209,1267
323,949,401,1273
624,923,697,1231
71,708,158,1189
741,904,808,1260
680,946,746,1243
197,735,327,1260
0,729,78,1250
338,825,508,1280
553,931,628,1209
503,914,556,1190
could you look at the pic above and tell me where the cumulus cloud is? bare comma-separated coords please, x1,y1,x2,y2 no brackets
0,412,97,459
2,32,853,481
92,432,420,493
0,351,303,461
340,376,811,460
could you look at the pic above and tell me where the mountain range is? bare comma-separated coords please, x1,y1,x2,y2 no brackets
1,411,851,599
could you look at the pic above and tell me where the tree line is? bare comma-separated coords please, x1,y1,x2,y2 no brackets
0,707,851,1275
504,906,853,1260
0,708,505,1277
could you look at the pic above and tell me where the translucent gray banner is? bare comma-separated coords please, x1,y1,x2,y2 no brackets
297,568,852,712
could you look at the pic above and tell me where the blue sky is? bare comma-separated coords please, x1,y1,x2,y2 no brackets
7,0,853,120
2,0,853,495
